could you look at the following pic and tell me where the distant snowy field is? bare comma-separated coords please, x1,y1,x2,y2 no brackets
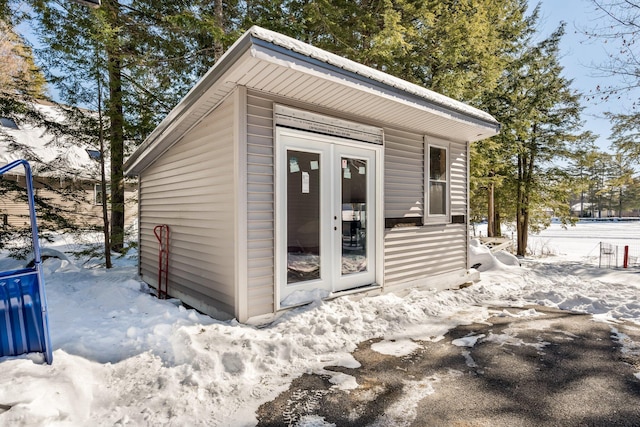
1,222,640,426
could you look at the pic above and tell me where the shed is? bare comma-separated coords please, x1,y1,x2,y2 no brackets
124,26,500,323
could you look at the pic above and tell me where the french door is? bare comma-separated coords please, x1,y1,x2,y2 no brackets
276,127,378,306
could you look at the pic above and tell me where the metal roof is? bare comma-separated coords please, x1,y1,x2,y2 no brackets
125,26,500,175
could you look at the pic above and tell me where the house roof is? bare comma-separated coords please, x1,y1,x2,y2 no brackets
125,25,500,175
0,102,101,180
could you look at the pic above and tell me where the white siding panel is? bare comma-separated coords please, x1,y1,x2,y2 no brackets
384,128,423,218
139,95,236,315
383,225,467,287
450,140,467,214
246,92,276,318
383,130,470,289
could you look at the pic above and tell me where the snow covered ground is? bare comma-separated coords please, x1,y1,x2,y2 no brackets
1,222,640,426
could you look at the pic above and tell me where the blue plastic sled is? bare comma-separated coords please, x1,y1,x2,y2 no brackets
0,159,53,364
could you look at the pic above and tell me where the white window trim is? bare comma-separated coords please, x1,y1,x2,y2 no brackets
94,183,103,206
424,136,451,224
94,183,110,206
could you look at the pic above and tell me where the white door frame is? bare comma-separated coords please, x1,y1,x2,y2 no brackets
275,126,383,309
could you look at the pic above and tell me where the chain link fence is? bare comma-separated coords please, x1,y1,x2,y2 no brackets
599,242,640,268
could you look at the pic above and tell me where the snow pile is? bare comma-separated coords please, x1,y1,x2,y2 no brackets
469,238,520,271
1,223,640,426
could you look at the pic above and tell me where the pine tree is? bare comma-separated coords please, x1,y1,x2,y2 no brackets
0,21,46,98
245,0,528,103
486,23,583,255
0,14,94,254
22,0,236,251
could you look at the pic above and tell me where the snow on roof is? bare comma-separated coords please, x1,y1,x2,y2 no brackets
248,26,498,126
0,102,100,180
571,202,594,211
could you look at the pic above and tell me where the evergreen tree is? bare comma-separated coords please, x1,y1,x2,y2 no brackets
566,132,599,217
21,0,237,251
607,153,636,217
245,0,529,103
0,21,46,98
609,111,640,160
483,23,583,255
0,15,96,255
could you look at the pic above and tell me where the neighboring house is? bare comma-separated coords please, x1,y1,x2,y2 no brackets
570,202,637,219
0,100,136,229
124,26,500,323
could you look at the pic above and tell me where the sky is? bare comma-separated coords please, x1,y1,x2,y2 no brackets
535,0,636,152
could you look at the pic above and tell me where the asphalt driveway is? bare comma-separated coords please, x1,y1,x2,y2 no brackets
256,306,640,427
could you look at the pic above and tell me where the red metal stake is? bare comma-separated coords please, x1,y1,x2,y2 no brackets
153,224,170,299
624,245,629,269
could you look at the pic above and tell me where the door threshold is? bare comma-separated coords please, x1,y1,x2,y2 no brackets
278,283,383,311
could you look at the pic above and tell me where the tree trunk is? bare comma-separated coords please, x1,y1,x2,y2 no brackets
96,51,111,268
487,180,495,237
105,1,125,252
516,175,528,257
618,187,623,217
214,0,224,61
516,147,535,257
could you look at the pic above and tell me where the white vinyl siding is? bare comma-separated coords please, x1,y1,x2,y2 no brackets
384,226,467,285
449,140,468,215
138,95,236,316
383,133,468,289
246,92,276,317
243,93,471,303
384,128,423,218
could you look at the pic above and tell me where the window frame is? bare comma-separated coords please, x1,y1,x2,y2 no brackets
94,183,110,206
424,137,450,224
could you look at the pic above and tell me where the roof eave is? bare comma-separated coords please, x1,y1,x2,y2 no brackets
125,26,500,175
249,35,500,135
124,32,255,175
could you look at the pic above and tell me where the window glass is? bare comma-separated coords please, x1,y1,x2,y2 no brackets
427,145,448,218
95,184,110,205
341,157,367,276
95,184,103,205
429,146,446,180
429,182,446,215
286,150,321,284
86,149,101,160
0,117,19,129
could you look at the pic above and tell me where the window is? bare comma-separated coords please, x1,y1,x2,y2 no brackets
86,149,101,160
94,183,110,205
0,117,19,129
425,139,449,222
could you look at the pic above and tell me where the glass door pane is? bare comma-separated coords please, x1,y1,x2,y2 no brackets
286,150,321,284
341,157,367,276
